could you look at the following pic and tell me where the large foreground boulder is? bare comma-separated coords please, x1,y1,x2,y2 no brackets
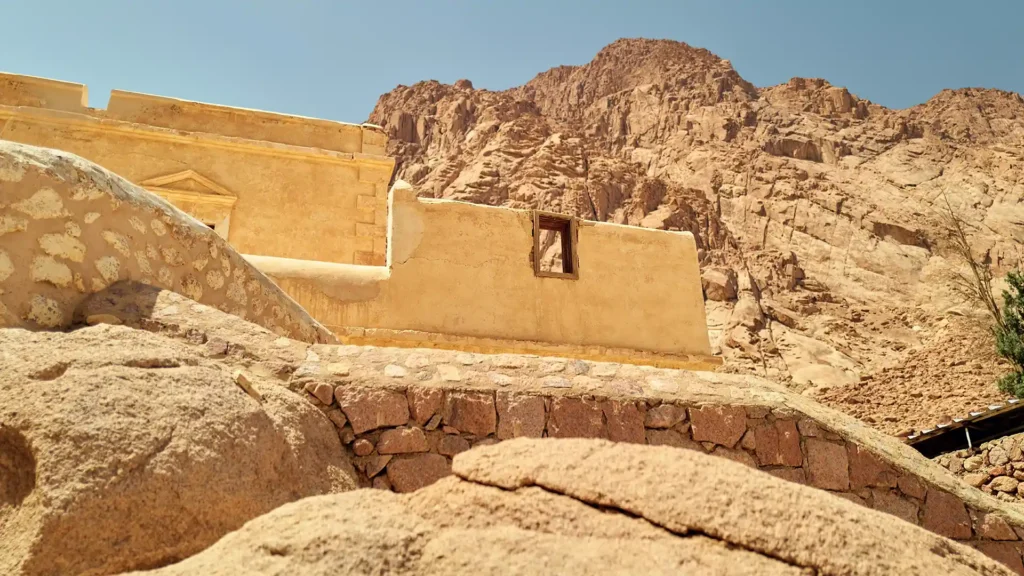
0,324,356,576
137,438,1010,576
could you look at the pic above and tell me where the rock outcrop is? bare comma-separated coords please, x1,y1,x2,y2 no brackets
367,38,1024,433
135,438,1012,575
0,323,356,576
0,140,333,343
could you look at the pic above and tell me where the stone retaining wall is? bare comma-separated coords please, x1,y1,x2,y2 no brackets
75,284,1024,573
303,379,1024,572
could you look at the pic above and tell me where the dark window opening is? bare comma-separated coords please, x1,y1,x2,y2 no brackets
533,211,578,279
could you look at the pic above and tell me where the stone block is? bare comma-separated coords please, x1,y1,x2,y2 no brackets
352,438,374,457
644,403,687,429
832,492,866,507
712,447,757,468
442,391,497,436
796,418,820,437
303,381,335,405
547,397,606,439
991,476,1020,494
387,454,451,493
964,455,985,472
946,455,964,473
897,475,928,500
1009,439,1023,461
991,446,1011,467
805,438,850,491
355,222,379,238
870,489,919,525
766,467,806,485
602,400,645,444
339,425,356,445
753,419,802,467
848,444,897,489
740,430,756,450
384,364,408,378
354,251,386,266
408,387,443,426
355,208,376,225
366,454,392,478
645,428,700,451
325,409,347,431
437,364,462,382
973,511,1019,541
334,387,410,434
438,434,471,457
377,427,428,455
356,194,377,211
972,542,1024,574
496,392,545,439
355,235,374,253
424,414,442,431
964,472,990,488
689,405,746,448
745,406,770,419
921,490,972,540
372,475,392,491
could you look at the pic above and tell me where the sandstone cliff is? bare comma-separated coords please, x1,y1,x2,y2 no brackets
368,38,1024,435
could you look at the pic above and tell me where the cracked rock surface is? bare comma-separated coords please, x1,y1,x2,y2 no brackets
0,325,357,576
136,438,1010,576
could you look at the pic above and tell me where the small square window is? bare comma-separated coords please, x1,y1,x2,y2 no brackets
533,211,578,279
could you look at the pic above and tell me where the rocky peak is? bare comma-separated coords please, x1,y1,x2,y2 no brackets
514,38,757,123
908,87,1024,143
761,77,873,119
366,39,1024,427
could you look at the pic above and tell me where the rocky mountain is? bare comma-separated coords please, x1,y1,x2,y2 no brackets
367,38,1024,435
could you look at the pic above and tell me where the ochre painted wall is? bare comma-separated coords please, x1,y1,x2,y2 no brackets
0,73,393,265
248,182,716,366
0,73,88,113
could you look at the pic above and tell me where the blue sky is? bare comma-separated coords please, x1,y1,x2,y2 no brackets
1,0,1021,123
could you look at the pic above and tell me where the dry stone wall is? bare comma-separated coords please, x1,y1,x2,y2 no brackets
0,141,333,343
80,283,1024,574
305,379,1024,572
938,433,1024,503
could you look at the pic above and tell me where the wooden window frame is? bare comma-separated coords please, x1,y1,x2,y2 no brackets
532,210,579,280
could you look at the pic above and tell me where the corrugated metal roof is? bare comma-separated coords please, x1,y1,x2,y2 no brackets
905,398,1022,444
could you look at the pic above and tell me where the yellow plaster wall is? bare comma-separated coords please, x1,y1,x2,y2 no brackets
0,73,87,113
248,182,716,366
0,73,393,265
105,90,387,155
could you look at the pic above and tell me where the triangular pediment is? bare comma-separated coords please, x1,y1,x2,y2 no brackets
140,170,236,198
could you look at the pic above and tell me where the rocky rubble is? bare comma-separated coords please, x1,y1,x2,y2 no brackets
368,38,1024,433
938,432,1024,503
